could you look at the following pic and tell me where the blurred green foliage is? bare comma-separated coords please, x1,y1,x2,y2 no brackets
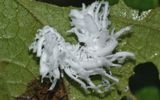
123,0,159,11
135,86,160,100
37,0,160,11
106,0,119,5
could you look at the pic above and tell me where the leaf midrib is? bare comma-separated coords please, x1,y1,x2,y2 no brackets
16,0,47,25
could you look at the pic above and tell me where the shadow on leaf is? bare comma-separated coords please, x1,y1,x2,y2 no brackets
129,62,160,99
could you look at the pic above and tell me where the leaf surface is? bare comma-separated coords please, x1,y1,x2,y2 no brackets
0,0,159,100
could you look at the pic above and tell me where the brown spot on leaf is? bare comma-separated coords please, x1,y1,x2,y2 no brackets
0,60,9,72
0,60,9,66
16,77,68,100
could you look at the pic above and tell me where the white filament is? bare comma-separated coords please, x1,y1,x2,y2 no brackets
29,1,134,93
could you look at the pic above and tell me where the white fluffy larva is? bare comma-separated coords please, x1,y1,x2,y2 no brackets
29,1,135,93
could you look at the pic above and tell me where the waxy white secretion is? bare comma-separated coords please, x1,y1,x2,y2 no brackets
29,1,134,93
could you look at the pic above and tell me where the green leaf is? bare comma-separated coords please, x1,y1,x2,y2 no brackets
136,86,160,100
0,0,74,99
123,0,159,11
107,0,119,5
0,0,159,100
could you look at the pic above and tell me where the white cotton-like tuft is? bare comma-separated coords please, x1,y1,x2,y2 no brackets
29,1,135,93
